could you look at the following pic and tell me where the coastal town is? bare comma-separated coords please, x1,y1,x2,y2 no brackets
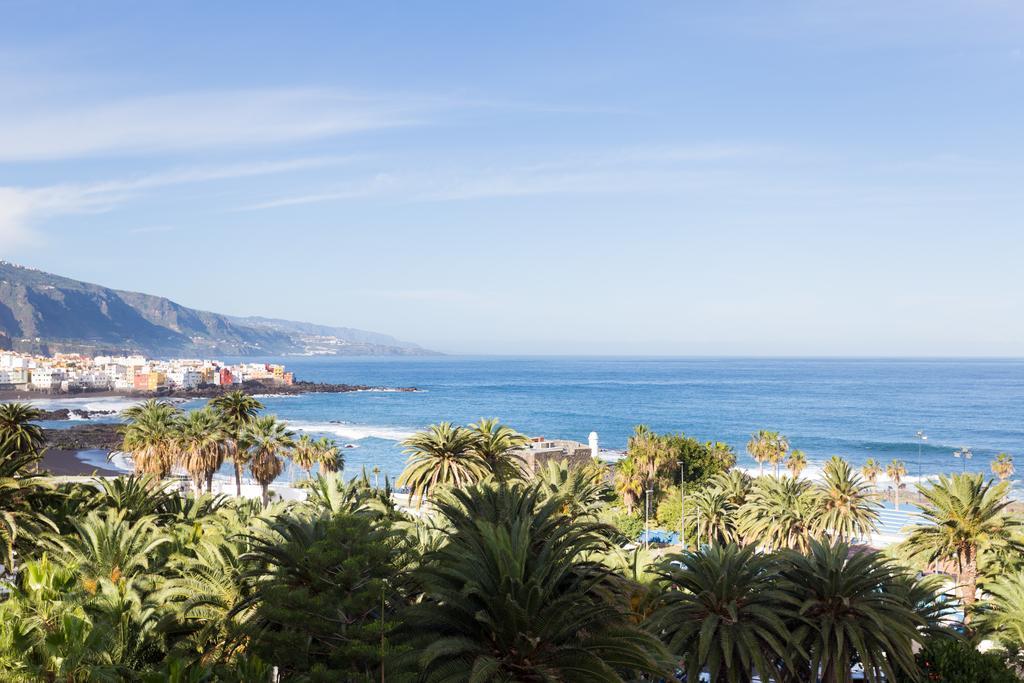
0,350,294,394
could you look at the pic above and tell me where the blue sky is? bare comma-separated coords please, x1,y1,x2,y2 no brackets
1,2,1022,355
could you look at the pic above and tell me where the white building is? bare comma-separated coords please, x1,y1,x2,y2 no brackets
167,367,202,389
30,367,65,391
0,368,27,385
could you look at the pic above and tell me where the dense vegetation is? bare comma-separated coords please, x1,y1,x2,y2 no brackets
1,402,1023,681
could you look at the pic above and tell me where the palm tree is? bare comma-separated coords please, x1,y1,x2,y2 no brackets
691,487,736,546
787,449,807,479
778,539,922,683
738,475,817,552
161,538,252,662
209,391,264,496
0,440,55,573
991,452,1014,481
975,570,1024,648
46,509,169,583
711,469,753,508
402,481,671,679
747,430,769,476
900,473,1023,622
535,459,609,516
290,434,318,481
177,408,228,494
83,475,183,528
648,544,791,683
397,422,488,506
314,436,342,475
814,456,879,542
705,441,738,471
614,457,644,514
0,402,45,455
468,417,528,480
120,400,181,478
629,424,668,489
887,459,907,510
241,415,294,506
765,431,790,478
861,458,882,491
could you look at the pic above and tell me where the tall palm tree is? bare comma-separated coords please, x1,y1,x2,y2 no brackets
614,457,644,514
120,400,181,479
765,431,790,478
629,424,668,489
787,449,807,479
738,475,817,552
0,402,45,455
814,456,879,542
209,391,264,496
746,430,769,477
900,473,1023,622
779,539,922,683
290,434,318,481
887,459,907,510
861,458,882,491
402,481,671,679
648,544,791,683
177,408,228,494
991,452,1014,481
468,417,528,480
397,422,488,506
241,415,294,506
314,436,342,475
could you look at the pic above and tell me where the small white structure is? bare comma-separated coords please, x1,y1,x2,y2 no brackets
588,431,599,459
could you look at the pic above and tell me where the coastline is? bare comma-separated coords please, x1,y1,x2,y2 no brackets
0,378,418,404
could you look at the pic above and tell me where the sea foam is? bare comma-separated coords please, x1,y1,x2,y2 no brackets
285,420,416,442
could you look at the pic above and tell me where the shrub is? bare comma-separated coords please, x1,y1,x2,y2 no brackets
909,638,1017,683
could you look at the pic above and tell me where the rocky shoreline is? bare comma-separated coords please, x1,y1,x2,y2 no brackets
43,423,123,451
0,379,418,407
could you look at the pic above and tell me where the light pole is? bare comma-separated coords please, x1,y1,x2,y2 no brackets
915,431,927,482
644,489,653,550
953,447,973,474
678,461,685,548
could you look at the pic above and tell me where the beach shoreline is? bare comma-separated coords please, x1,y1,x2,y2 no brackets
39,448,121,477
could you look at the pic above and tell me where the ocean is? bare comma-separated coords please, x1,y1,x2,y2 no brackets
35,356,1024,493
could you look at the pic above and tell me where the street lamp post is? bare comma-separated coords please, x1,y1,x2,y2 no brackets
678,461,685,548
915,431,927,482
953,447,973,474
644,489,654,550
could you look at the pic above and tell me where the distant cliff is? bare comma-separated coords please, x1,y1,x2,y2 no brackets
0,261,434,357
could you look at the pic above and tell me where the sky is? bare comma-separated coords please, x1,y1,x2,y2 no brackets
1,1,1022,356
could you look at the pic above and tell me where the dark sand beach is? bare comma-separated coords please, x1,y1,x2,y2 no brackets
40,448,120,477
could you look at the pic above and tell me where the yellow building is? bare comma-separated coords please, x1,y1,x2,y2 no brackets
148,371,167,391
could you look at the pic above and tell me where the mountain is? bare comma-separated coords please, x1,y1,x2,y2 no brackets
0,261,435,357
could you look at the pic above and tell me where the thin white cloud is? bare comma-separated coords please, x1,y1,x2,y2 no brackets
239,173,398,210
239,144,763,209
0,157,350,247
0,88,420,162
